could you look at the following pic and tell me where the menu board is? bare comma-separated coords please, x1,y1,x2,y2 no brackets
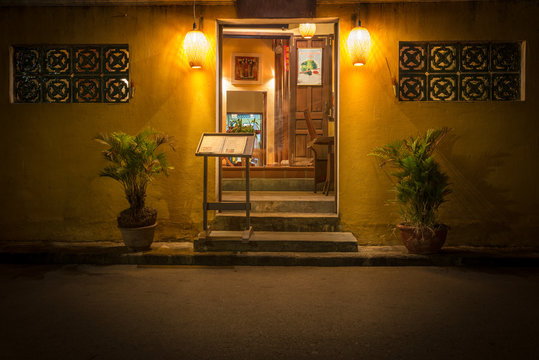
222,136,247,154
199,135,225,154
196,133,254,156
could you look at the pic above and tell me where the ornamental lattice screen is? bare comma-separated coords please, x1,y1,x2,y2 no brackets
11,44,130,103
398,42,524,101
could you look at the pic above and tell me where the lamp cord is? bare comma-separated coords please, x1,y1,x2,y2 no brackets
193,0,197,30
358,0,362,27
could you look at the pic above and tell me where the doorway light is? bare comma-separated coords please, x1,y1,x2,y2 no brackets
299,23,316,39
347,1,371,66
183,0,209,69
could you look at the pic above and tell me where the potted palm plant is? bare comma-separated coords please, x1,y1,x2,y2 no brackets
369,128,452,254
95,128,174,251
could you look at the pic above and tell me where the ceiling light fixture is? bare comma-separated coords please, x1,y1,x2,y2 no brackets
299,23,316,39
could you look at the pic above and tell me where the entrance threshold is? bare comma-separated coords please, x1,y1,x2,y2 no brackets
223,166,314,179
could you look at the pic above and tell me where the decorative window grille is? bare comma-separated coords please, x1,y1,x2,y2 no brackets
11,44,130,103
398,41,524,101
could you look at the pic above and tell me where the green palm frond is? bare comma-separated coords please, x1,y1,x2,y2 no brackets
95,128,175,213
369,127,452,228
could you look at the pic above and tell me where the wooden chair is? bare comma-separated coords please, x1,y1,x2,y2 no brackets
304,109,334,195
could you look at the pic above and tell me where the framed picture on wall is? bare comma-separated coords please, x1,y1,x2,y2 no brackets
231,53,262,85
297,48,322,86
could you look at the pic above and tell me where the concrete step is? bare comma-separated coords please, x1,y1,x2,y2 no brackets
211,212,339,232
195,231,358,252
222,191,335,213
223,178,315,191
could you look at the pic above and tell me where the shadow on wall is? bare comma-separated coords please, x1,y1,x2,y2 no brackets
437,133,520,245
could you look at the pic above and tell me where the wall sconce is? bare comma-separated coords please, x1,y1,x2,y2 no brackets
347,1,371,66
299,23,316,39
183,0,209,69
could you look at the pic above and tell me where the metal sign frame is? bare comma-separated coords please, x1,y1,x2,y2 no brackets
196,133,256,242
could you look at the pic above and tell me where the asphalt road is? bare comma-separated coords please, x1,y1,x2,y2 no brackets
1,265,538,360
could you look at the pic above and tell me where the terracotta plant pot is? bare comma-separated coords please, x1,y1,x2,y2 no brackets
397,224,448,255
118,223,157,251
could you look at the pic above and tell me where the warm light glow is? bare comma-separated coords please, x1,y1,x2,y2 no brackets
347,26,371,66
183,29,209,69
299,23,316,39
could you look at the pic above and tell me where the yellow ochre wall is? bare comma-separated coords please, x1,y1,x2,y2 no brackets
0,5,233,241
327,1,539,246
0,1,537,246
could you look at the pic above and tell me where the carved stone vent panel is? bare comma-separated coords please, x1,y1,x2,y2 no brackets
74,47,101,74
74,77,101,103
492,74,520,101
491,43,521,72
461,44,489,72
44,76,71,103
429,44,458,73
399,41,523,102
14,76,41,103
428,75,458,101
460,74,490,101
399,43,427,72
104,47,130,74
12,44,129,104
399,75,426,101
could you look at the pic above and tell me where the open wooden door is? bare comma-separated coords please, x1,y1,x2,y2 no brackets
290,35,333,164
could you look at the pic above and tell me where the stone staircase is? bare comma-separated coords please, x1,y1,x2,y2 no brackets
194,178,358,252
211,190,338,232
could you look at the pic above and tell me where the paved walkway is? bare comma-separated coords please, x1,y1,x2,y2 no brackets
1,241,538,266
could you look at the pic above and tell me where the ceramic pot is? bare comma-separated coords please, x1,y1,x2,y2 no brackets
118,223,157,251
397,224,448,255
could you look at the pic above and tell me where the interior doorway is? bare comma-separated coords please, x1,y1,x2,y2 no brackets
226,91,266,166
217,19,339,211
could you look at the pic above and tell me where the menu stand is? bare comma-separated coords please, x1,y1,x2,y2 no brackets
195,133,255,242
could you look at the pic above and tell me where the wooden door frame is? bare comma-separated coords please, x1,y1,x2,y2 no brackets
216,18,340,211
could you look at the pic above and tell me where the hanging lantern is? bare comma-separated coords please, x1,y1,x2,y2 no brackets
347,26,371,66
184,27,209,69
183,0,209,69
299,23,316,39
347,0,371,66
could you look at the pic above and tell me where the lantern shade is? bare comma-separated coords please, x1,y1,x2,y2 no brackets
299,23,316,39
347,26,371,66
184,29,209,69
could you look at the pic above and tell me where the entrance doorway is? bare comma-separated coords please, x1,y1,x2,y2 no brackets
217,19,339,216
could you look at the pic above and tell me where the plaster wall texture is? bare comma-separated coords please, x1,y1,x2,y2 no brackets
324,1,539,245
0,1,537,246
0,5,231,241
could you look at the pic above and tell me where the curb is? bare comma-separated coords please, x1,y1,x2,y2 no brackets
1,245,539,267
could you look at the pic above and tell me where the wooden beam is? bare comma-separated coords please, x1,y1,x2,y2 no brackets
0,0,235,6
236,0,315,19
0,0,496,6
